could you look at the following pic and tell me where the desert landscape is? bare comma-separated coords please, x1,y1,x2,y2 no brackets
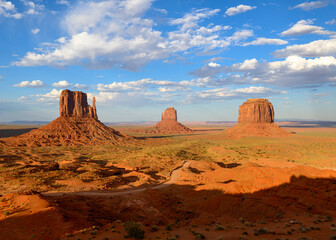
1,1,336,240
0,90,335,240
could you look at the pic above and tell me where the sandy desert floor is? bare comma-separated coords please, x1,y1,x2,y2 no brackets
0,125,336,240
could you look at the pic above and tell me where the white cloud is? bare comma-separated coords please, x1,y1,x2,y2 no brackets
243,37,288,46
0,0,22,19
170,8,220,32
22,0,44,15
238,59,258,70
192,56,336,87
208,62,220,67
273,38,336,58
326,19,336,25
13,3,232,70
281,19,335,36
56,0,69,6
18,96,28,101
226,30,254,44
31,28,40,34
190,86,285,102
35,89,62,102
292,1,329,10
52,80,71,88
13,80,46,88
225,5,256,16
73,83,88,89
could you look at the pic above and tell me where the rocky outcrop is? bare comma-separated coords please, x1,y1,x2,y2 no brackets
60,90,97,119
227,98,291,138
2,90,129,147
161,107,177,121
238,99,274,123
154,107,193,134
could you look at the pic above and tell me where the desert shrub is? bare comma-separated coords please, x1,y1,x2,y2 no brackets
124,221,145,239
166,224,172,231
215,224,225,231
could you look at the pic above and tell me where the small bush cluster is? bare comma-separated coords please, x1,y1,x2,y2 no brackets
124,221,145,239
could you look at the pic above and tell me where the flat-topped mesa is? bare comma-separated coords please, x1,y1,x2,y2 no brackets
161,107,177,121
60,90,97,119
238,98,274,124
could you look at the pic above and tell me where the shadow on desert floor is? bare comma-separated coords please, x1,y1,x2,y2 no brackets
0,128,38,138
1,175,336,240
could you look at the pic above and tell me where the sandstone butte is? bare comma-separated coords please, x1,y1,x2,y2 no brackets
0,90,128,147
154,107,193,134
226,98,291,138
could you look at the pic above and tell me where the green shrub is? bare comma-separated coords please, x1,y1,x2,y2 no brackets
124,221,145,239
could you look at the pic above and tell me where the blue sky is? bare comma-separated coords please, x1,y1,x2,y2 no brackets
0,0,335,122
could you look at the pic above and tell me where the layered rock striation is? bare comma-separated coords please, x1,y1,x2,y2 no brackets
154,107,193,134
227,98,291,138
1,90,129,147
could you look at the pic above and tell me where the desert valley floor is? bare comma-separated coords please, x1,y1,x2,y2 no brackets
0,124,336,240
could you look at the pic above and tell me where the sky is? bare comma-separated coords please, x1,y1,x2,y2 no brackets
0,0,335,122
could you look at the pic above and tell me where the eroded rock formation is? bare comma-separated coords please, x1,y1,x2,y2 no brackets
1,90,129,147
60,90,97,119
154,107,193,134
227,98,291,138
238,99,274,123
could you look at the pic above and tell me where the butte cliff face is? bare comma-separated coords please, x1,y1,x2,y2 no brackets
2,90,128,147
59,90,97,119
238,99,274,124
154,107,193,134
227,98,290,138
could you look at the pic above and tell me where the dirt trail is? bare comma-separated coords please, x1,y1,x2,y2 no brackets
43,161,191,197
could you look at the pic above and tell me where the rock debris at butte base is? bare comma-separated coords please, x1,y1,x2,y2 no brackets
227,98,291,138
154,107,193,134
0,90,128,147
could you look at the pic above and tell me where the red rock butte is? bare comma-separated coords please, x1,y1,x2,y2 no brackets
1,90,128,147
227,98,291,138
154,107,193,134
60,90,97,119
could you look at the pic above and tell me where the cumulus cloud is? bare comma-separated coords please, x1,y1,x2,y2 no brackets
13,80,46,88
281,19,335,36
52,80,70,88
225,5,256,16
13,2,231,70
0,0,23,19
35,89,62,102
192,56,336,87
292,1,329,10
273,38,336,58
243,37,288,46
31,28,40,34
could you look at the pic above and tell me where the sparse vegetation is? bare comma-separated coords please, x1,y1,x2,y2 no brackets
124,221,145,239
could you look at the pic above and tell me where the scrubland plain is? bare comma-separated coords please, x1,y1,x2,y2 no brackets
0,124,336,240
